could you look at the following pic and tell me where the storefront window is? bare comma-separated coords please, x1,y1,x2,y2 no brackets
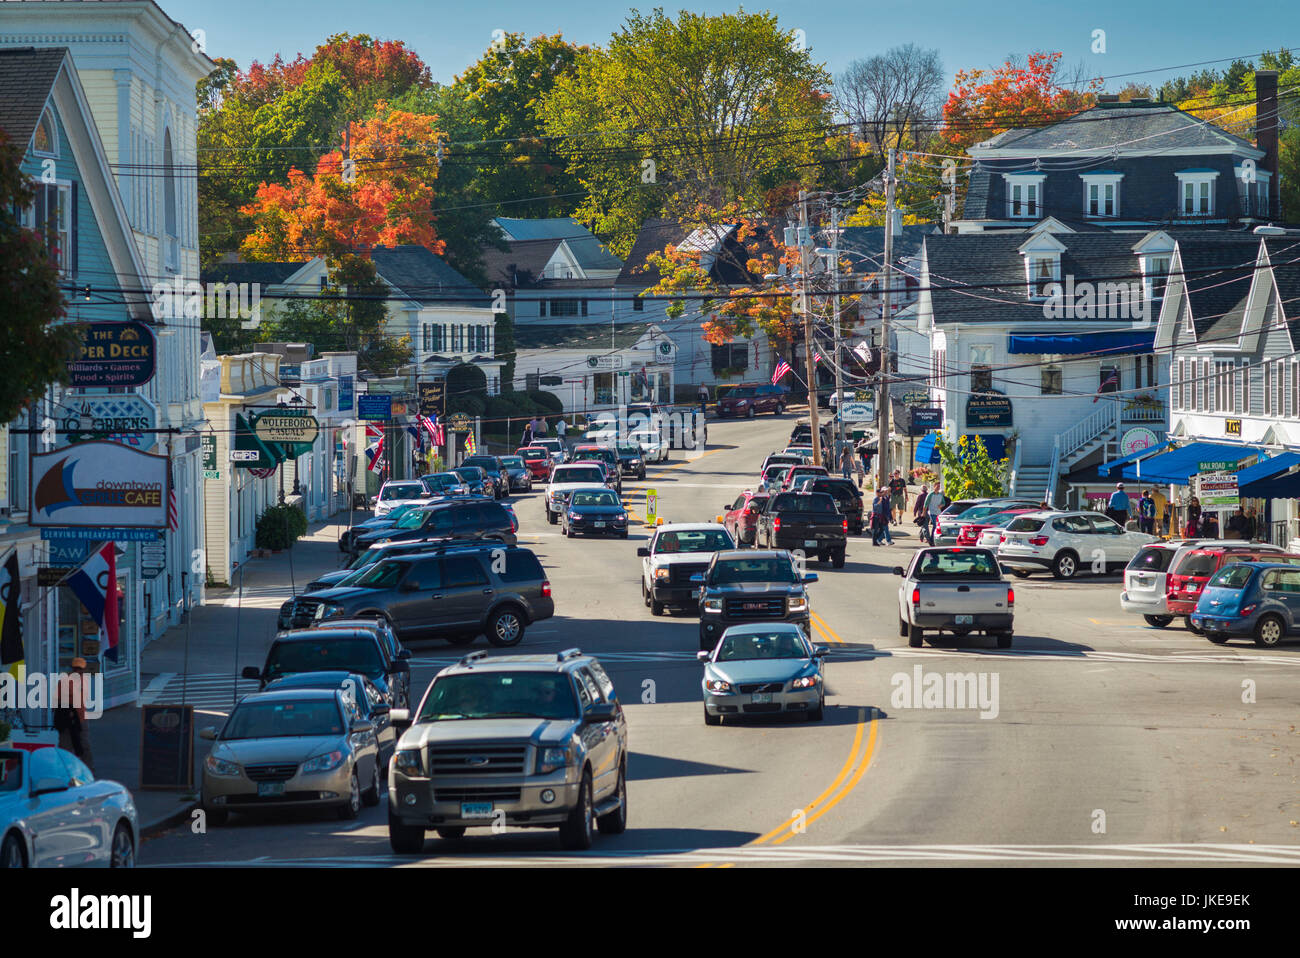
593,372,614,406
57,573,128,678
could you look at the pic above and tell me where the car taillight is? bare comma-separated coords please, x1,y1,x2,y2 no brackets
774,517,781,532
1238,604,1256,617
911,587,920,606
1028,535,1049,546
842,518,848,534
541,581,551,598
1007,587,1015,606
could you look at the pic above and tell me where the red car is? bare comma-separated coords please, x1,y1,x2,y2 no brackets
721,490,770,546
955,508,1037,546
717,383,787,418
516,446,553,481
1166,546,1287,623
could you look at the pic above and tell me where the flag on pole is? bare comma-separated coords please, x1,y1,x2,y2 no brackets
0,548,23,672
365,435,385,472
67,543,120,663
465,431,477,456
421,414,444,446
166,460,179,532
771,358,792,384
1094,368,1119,403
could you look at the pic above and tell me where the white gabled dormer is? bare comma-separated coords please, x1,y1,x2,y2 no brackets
1003,171,1046,219
1017,231,1066,300
1131,231,1176,304
541,240,584,280
1027,216,1076,235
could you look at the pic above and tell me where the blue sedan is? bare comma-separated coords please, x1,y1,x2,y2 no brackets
1190,560,1300,647
562,487,630,538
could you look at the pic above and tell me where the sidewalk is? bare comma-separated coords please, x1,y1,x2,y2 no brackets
93,512,360,836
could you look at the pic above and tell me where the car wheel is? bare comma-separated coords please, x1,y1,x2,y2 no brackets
1143,615,1174,628
1184,616,1203,636
1254,613,1285,648
362,761,381,807
995,632,1013,649
547,509,557,525
642,580,651,607
107,822,135,868
1051,551,1078,579
597,763,628,835
1010,569,1031,578
703,704,721,726
832,549,846,569
559,771,595,851
445,632,476,646
565,525,574,538
807,696,824,722
1,831,27,868
338,768,361,820
898,616,908,637
907,624,924,648
747,407,755,419
436,826,467,840
388,805,425,854
204,807,229,827
486,606,526,647
1206,632,1230,645
650,599,665,616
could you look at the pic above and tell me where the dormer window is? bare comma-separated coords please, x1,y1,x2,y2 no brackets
1004,173,1045,218
1025,254,1060,299
1081,172,1122,217
1142,254,1171,301
32,107,57,157
1175,170,1218,217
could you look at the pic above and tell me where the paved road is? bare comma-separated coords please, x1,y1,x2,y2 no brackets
142,413,1300,867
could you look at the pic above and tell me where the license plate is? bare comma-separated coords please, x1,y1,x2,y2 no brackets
594,521,605,528
751,693,772,704
955,614,973,625
460,802,494,818
804,539,818,547
257,782,285,797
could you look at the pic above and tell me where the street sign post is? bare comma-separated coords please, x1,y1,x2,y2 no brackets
645,489,657,526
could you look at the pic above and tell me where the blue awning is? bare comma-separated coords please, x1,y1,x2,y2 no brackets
915,432,940,464
1112,441,1255,485
1238,452,1300,498
1007,331,1156,355
1101,439,1175,477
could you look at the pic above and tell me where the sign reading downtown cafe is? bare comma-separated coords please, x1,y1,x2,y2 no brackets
29,441,169,532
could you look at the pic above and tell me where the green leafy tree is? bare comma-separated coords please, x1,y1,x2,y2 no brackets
935,435,1008,499
494,312,516,388
0,133,79,421
446,362,489,414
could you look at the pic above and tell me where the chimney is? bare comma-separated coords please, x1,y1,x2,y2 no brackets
1256,70,1279,220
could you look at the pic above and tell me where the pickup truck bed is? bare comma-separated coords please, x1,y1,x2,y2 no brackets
896,547,1014,648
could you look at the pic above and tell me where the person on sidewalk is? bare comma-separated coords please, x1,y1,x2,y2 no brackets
923,485,945,545
913,483,929,532
1137,489,1156,535
54,657,94,773
697,384,710,417
889,470,908,524
1244,506,1259,541
870,489,888,546
521,422,533,447
873,489,895,545
1106,482,1130,528
839,443,854,481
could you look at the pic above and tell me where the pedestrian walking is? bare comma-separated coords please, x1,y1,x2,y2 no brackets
923,485,945,545
1184,496,1201,538
555,416,567,449
1107,482,1130,528
1200,511,1219,538
1138,489,1156,535
888,469,908,524
521,422,533,447
54,657,94,772
697,384,710,417
870,489,890,546
839,443,854,481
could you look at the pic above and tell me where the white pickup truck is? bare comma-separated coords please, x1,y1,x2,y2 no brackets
894,547,1015,649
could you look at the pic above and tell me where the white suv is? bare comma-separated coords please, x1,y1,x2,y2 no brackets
997,511,1157,579
371,480,431,518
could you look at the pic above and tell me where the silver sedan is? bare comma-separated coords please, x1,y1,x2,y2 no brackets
698,623,827,725
1,746,138,868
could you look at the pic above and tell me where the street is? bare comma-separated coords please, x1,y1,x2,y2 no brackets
141,414,1300,867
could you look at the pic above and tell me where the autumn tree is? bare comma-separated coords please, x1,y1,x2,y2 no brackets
835,44,945,157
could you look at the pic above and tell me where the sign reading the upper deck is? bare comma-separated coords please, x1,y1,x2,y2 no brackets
68,321,157,387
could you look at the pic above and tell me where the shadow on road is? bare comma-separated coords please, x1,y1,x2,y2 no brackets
627,750,753,781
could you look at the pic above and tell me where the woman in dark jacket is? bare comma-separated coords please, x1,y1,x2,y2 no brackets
1184,496,1201,538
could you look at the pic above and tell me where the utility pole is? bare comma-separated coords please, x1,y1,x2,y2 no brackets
799,190,822,466
877,147,896,489
830,205,844,467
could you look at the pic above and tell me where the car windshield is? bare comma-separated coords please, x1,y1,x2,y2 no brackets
771,493,837,513
0,750,22,792
265,639,385,681
422,474,459,491
535,440,562,451
519,448,548,459
394,510,431,530
729,387,757,398
221,699,344,740
381,483,425,501
617,446,640,457
1129,547,1174,573
955,504,1006,521
1208,564,1256,589
348,546,386,570
354,560,409,588
913,550,1000,577
453,468,483,482
463,458,496,470
716,631,808,661
554,467,605,484
977,510,1025,527
654,529,733,553
711,558,797,584
764,466,791,481
571,490,619,507
417,672,580,722
501,457,524,469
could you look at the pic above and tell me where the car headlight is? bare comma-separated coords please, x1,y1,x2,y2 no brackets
702,598,723,613
654,567,671,581
568,512,580,520
705,679,734,694
377,538,392,545
616,513,627,521
301,750,345,774
788,596,809,614
393,749,424,778
538,745,574,775
205,754,240,777
321,604,347,619
791,675,820,689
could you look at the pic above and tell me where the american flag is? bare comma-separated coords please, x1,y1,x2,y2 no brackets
1094,368,1119,403
771,359,792,384
421,414,444,446
166,459,179,531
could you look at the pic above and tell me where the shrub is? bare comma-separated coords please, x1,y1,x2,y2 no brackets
255,503,307,550
525,389,563,415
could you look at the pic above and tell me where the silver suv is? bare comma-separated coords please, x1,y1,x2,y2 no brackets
387,649,628,853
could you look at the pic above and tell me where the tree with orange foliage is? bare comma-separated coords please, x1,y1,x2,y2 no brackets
940,52,1100,153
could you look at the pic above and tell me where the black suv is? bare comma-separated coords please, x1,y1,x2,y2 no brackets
461,456,510,499
695,549,818,651
304,544,554,647
242,626,412,711
801,477,865,535
352,498,516,555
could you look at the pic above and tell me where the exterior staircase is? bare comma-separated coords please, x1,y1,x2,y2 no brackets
1011,465,1051,503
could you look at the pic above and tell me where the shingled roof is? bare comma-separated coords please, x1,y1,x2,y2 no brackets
974,101,1257,155
1165,231,1262,339
0,47,66,153
371,245,491,308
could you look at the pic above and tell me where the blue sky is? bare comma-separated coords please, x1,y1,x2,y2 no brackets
163,0,1300,90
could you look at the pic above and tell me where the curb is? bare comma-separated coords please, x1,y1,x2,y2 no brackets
141,799,199,840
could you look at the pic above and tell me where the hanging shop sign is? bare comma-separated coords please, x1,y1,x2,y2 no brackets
902,390,929,406
358,395,392,421
253,409,320,446
911,407,943,431
587,355,623,370
839,400,875,423
447,412,472,433
1225,419,1242,436
29,441,168,529
140,540,167,580
418,382,446,417
1119,426,1160,457
202,434,220,480
1197,472,1240,507
338,374,354,412
59,395,157,448
231,413,283,470
966,392,1013,428
68,321,156,387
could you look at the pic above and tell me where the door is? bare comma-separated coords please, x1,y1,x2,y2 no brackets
340,693,379,785
438,554,492,629
26,748,82,867
1056,514,1095,567
1268,568,1300,633
577,668,619,800
421,507,455,539
390,558,442,635
1087,514,1130,568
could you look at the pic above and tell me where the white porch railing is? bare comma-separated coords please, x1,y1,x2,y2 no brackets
1045,402,1123,506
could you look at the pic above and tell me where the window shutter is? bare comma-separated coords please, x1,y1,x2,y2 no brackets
70,181,78,276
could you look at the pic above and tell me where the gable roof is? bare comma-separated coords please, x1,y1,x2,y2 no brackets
836,224,936,268
493,217,623,273
514,321,666,351
371,245,491,308
0,47,66,153
203,261,306,288
1165,231,1262,339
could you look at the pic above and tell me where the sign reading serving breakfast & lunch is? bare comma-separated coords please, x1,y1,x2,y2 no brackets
68,321,157,388
29,441,169,530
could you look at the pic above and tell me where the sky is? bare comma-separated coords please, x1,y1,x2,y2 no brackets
158,0,1300,90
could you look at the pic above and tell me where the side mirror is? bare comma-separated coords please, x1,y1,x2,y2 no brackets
813,646,828,657
892,566,905,576
802,573,819,584
241,666,261,681
689,573,705,584
397,649,412,660
696,650,711,664
350,718,374,734
199,726,218,741
390,659,411,673
637,547,650,557
390,708,412,732
583,702,619,724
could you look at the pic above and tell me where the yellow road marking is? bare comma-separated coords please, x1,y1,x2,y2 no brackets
810,611,841,645
770,714,878,845
809,616,840,646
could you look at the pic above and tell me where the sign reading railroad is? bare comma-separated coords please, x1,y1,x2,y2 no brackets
67,321,157,388
29,441,169,529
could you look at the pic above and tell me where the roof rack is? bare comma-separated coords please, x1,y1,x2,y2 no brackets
458,650,490,667
557,648,583,662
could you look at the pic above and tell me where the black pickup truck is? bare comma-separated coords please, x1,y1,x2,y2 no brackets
694,550,818,651
754,492,848,568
